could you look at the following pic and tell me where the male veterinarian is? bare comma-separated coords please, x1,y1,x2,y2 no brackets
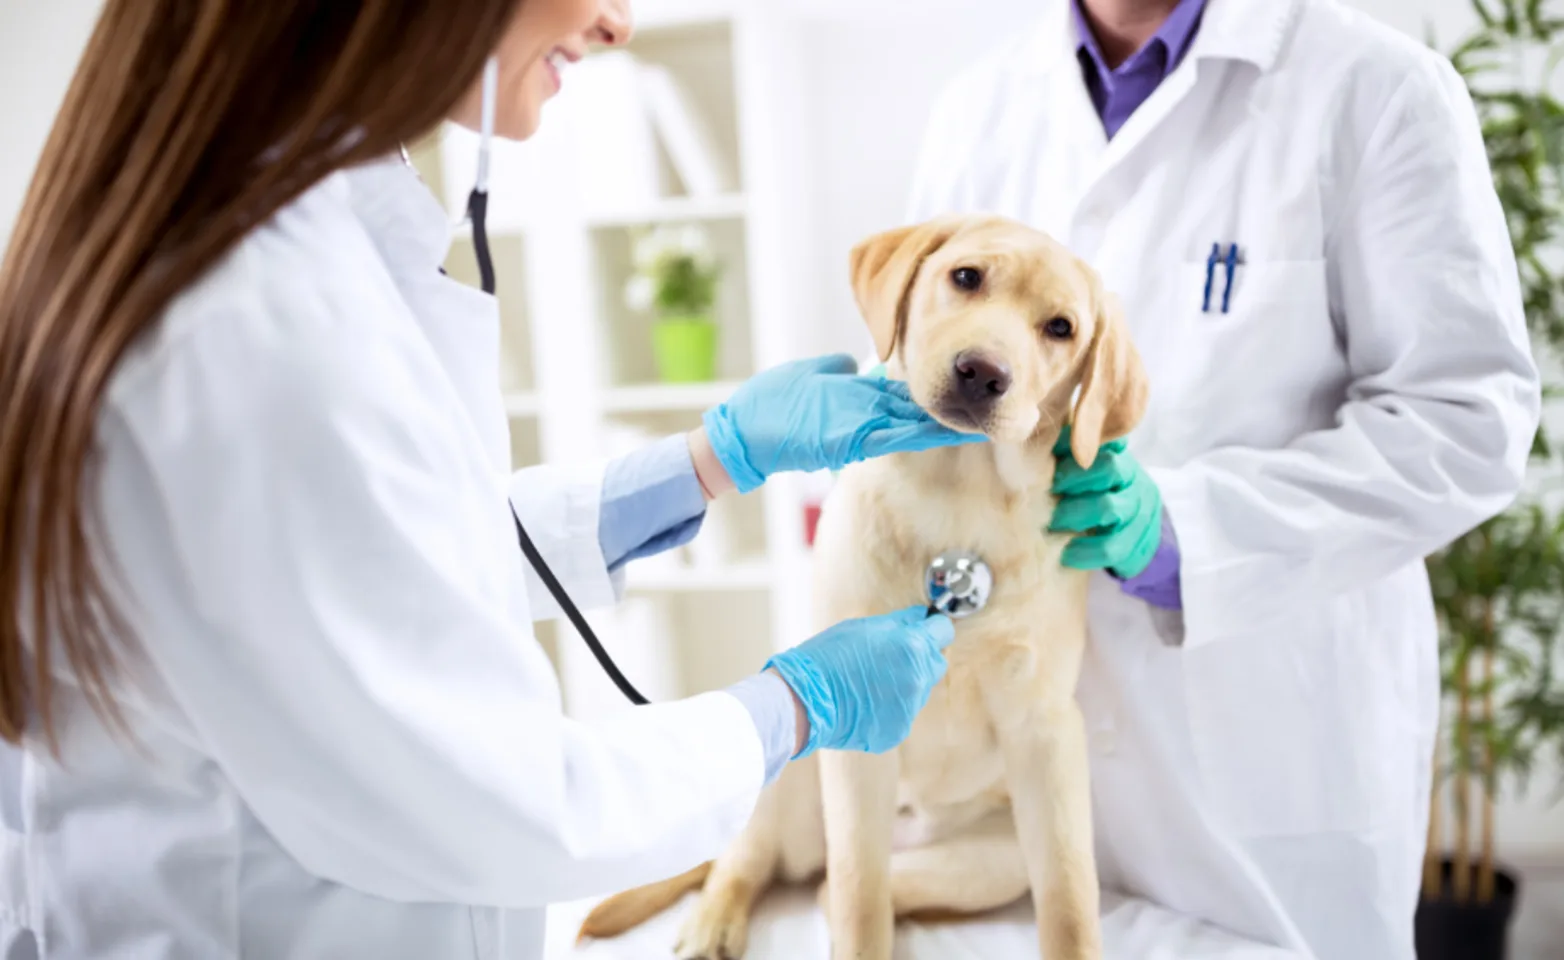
906,0,1540,957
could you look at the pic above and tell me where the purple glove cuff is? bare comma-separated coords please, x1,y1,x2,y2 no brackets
1112,509,1183,610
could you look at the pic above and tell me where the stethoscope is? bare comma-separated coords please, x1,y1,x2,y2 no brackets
456,60,993,708
452,59,655,705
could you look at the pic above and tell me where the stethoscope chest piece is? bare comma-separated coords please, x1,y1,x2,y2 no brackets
925,550,993,619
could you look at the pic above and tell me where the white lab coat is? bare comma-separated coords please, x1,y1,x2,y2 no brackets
906,1,1539,958
0,156,765,959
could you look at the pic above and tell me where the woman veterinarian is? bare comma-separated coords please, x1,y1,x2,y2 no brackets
907,0,1541,958
0,2,982,957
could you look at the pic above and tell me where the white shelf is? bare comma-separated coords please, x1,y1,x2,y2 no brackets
787,0,959,20
632,0,734,34
625,560,772,592
584,193,747,229
504,391,540,417
412,6,823,717
602,381,740,413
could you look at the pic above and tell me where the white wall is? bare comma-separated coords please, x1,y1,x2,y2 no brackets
3,0,1561,866
0,0,100,251
794,1,1039,359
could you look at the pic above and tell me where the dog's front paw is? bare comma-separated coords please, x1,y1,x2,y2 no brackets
1041,912,1103,960
674,886,754,960
822,893,895,960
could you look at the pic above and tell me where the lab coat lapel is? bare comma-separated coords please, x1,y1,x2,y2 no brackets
1094,61,1201,178
344,156,513,475
1046,0,1302,253
1023,3,1106,236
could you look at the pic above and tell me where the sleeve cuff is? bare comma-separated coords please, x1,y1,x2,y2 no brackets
1113,508,1184,610
597,434,710,572
1146,464,1298,647
722,672,798,786
510,459,622,619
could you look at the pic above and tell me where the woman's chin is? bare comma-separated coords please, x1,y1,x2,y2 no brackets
496,101,545,142
500,117,542,142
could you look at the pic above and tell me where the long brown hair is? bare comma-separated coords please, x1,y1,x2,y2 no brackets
0,1,524,750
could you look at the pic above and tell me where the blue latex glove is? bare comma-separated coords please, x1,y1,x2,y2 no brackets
765,606,955,757
703,354,983,494
1048,426,1164,579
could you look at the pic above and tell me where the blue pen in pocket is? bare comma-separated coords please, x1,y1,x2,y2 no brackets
1201,243,1221,313
1220,243,1241,314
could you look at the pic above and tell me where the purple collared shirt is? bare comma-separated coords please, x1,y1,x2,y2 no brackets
1073,0,1201,609
1116,510,1182,610
1074,0,1208,139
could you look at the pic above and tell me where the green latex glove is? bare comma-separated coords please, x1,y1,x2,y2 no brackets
1048,426,1163,578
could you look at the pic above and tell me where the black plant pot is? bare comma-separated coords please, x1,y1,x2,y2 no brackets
1415,858,1520,960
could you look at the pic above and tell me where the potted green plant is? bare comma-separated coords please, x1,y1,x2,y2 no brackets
624,224,723,383
1417,3,1564,959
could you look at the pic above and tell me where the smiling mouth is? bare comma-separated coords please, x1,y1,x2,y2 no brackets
544,48,580,94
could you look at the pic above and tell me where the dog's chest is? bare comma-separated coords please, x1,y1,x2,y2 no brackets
895,662,1008,815
845,459,1069,620
817,447,1082,821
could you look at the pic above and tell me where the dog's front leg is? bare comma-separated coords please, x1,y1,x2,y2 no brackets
993,697,1102,960
819,748,899,960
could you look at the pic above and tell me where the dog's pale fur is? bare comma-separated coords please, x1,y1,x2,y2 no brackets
579,215,1148,960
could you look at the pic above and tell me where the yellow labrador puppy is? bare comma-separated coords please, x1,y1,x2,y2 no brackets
580,214,1148,960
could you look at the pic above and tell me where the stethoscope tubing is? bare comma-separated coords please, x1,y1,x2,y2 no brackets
463,59,653,705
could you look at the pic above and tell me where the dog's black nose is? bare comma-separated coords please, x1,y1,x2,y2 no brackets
952,352,1011,408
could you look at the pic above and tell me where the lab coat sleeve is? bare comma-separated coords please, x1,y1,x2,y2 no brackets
107,304,766,908
507,458,625,621
1147,58,1542,646
509,435,710,620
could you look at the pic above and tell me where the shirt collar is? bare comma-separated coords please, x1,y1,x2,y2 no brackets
1073,0,1209,84
341,151,454,277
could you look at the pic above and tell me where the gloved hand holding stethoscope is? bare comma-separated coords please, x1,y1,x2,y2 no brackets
515,349,987,757
703,359,983,756
465,55,987,760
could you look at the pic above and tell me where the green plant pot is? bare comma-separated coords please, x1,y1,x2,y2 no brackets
651,315,718,383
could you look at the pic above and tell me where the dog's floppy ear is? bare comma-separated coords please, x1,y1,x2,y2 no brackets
1070,283,1148,469
849,217,964,362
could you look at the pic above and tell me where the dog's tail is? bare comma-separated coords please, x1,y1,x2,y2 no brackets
577,861,713,942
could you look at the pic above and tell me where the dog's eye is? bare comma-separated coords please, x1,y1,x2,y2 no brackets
1043,317,1074,339
950,267,983,292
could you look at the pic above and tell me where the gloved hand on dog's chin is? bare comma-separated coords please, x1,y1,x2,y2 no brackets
702,354,985,494
764,606,955,758
1047,426,1164,579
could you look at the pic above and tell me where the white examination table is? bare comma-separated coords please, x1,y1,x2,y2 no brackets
546,887,1301,960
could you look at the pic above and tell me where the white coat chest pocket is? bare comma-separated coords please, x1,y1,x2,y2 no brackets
1137,257,1343,460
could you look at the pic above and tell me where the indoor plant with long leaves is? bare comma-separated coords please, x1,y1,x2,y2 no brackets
1417,2,1564,959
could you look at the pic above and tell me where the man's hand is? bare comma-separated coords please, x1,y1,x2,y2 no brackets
1048,427,1164,579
